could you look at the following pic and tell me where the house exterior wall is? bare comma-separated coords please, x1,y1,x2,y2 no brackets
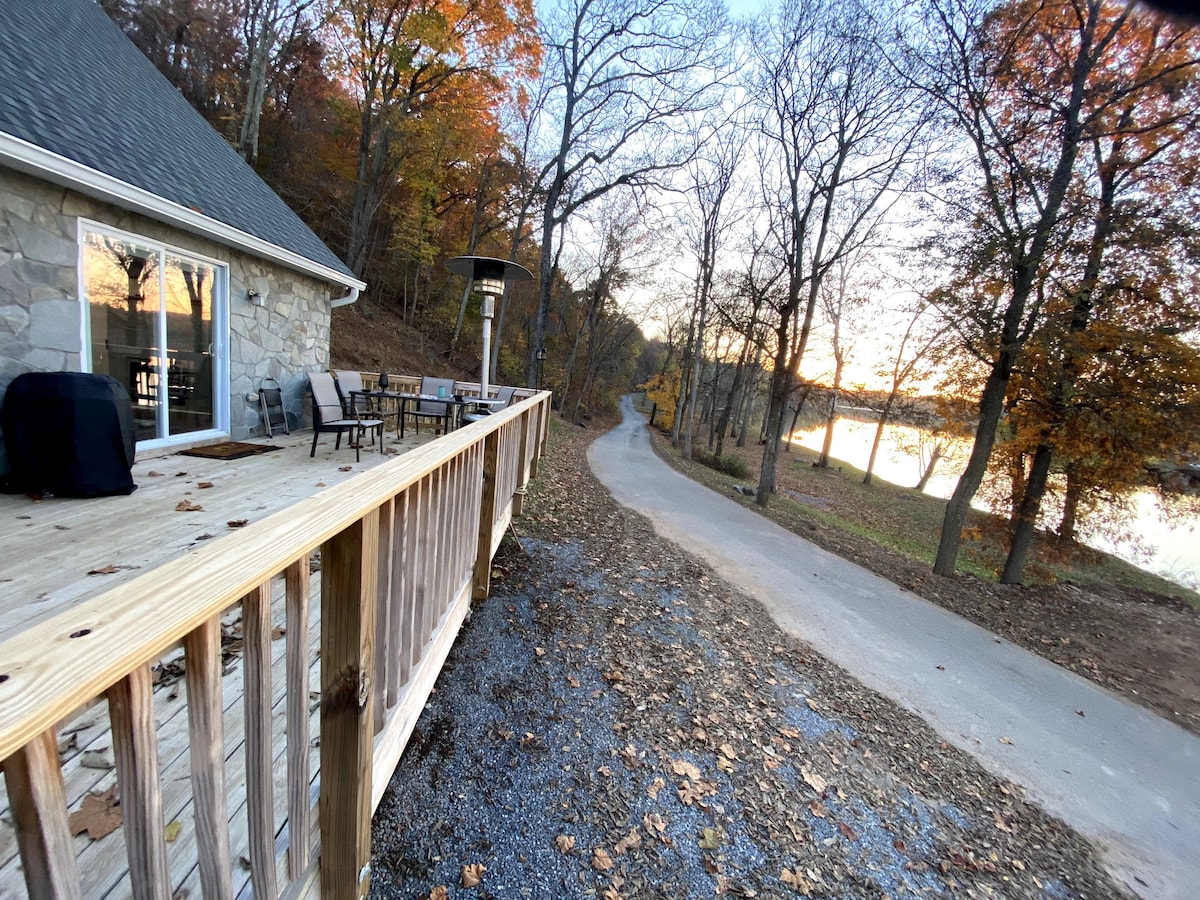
0,165,333,466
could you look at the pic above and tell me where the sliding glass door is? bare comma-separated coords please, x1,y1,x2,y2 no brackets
82,224,227,446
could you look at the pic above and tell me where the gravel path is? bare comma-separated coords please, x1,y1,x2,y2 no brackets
369,420,1127,899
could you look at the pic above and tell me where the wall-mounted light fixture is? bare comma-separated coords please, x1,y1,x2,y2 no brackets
446,256,533,399
247,289,263,307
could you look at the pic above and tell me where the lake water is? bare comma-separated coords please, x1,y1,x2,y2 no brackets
790,418,1199,591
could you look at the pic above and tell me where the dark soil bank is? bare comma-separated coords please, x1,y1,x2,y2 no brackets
369,423,1128,899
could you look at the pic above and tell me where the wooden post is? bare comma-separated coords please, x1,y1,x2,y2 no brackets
473,430,500,600
3,728,81,900
320,510,379,900
183,618,233,900
108,665,170,900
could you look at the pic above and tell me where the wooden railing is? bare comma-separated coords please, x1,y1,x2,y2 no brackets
0,390,551,899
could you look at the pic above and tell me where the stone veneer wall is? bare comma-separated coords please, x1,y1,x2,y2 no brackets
0,165,338,466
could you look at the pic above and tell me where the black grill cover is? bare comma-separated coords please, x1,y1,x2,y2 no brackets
2,372,137,498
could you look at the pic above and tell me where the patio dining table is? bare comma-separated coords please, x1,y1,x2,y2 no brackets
351,390,492,438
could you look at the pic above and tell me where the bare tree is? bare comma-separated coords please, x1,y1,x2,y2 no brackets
748,0,925,506
525,0,729,388
863,294,951,485
239,0,316,164
680,128,744,458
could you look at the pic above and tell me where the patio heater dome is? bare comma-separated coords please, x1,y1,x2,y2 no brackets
446,256,533,400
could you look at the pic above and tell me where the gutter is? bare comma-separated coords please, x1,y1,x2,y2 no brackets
0,131,366,294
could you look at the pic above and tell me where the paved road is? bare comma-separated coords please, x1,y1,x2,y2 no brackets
588,396,1200,900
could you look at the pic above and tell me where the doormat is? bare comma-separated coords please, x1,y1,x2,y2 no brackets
178,442,281,460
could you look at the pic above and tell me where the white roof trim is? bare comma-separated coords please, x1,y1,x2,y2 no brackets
0,130,366,295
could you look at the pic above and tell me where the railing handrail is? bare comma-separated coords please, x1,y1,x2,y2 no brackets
0,392,545,763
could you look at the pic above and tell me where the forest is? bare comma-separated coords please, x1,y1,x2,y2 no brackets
100,0,1200,584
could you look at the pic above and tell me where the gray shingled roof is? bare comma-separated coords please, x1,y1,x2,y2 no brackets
0,0,357,285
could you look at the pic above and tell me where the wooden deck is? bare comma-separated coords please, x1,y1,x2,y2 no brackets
0,389,551,898
0,429,434,645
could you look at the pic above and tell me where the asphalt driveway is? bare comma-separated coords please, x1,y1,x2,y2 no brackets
587,397,1200,900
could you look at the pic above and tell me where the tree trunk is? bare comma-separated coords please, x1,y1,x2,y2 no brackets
914,442,944,492
934,341,1020,576
1058,467,1082,543
864,395,896,486
817,388,839,468
1001,441,1054,584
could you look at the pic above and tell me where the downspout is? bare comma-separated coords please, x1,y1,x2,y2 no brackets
331,287,360,308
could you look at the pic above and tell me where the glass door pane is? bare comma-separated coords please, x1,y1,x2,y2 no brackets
85,232,161,442
164,255,216,436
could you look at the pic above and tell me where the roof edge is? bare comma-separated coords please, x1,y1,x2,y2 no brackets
0,130,366,294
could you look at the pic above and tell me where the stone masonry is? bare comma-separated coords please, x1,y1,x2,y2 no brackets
0,166,338,467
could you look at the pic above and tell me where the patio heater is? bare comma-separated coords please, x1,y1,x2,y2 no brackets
446,256,533,401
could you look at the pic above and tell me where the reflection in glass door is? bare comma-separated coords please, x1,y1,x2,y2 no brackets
83,227,224,444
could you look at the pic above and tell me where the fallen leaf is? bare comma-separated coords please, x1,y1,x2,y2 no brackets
643,812,667,834
999,736,1014,745
592,848,614,871
147,470,165,477
781,867,814,894
647,776,665,799
87,565,119,576
164,820,182,842
806,697,820,711
535,647,546,656
717,756,735,773
176,500,203,512
993,812,1012,833
555,834,576,854
809,800,827,818
698,827,720,851
671,758,701,780
271,626,286,641
69,786,123,840
1076,710,1085,717
719,743,738,760
197,482,214,489
1011,858,1027,872
339,466,353,472
801,766,827,795
227,519,249,528
615,828,641,854
619,744,639,769
426,887,449,900
460,863,485,888
838,821,857,841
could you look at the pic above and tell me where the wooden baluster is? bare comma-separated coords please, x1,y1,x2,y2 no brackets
242,583,278,898
395,487,415,690
319,510,378,900
513,409,531,517
183,618,233,900
108,665,170,900
286,557,312,880
421,473,438,647
3,728,81,900
374,498,395,732
473,429,501,600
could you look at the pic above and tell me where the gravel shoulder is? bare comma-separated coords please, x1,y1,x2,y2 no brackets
370,418,1129,899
